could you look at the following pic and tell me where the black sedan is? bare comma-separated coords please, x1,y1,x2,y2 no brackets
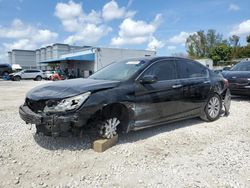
222,61,250,96
19,57,231,138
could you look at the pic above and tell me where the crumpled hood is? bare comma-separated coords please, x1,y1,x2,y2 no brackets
222,71,250,79
26,78,120,101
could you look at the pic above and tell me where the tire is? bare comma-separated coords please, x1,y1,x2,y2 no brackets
2,71,9,76
201,93,222,122
14,76,21,81
35,76,42,81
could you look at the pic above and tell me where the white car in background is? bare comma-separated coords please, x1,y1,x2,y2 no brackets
43,70,56,80
11,69,44,81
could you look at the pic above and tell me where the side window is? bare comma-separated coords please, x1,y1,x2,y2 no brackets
177,59,208,79
24,70,34,73
0,65,7,68
143,60,177,81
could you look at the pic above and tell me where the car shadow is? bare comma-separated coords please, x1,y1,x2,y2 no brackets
33,117,206,151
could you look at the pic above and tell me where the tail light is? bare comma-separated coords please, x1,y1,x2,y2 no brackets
223,78,229,88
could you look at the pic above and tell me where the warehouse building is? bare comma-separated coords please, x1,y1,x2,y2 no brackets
8,50,36,69
8,43,156,78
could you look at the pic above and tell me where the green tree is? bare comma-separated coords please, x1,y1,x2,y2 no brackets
209,44,232,65
229,35,240,47
186,29,224,58
229,35,240,59
247,35,250,44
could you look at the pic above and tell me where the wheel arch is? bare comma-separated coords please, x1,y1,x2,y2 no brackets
101,102,133,133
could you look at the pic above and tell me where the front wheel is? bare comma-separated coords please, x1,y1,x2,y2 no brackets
201,94,222,122
14,76,21,81
99,117,120,139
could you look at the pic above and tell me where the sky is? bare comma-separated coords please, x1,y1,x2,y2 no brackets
0,0,250,63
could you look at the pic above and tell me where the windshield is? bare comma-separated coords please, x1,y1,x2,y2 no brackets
231,61,250,71
89,59,146,81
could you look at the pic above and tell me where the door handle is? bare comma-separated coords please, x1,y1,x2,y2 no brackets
203,81,210,84
172,84,182,89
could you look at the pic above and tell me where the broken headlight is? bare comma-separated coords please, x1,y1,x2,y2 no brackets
43,92,91,113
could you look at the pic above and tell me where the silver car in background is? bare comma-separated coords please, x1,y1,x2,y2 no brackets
10,69,44,81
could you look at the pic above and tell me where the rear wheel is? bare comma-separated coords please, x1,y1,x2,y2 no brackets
201,93,222,121
35,76,42,81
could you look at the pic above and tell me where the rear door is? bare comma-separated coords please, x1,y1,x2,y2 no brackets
134,59,184,127
176,58,211,115
22,70,31,79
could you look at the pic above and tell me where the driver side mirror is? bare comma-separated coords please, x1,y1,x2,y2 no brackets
140,75,158,84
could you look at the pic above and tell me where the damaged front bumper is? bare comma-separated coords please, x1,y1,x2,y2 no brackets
19,105,88,136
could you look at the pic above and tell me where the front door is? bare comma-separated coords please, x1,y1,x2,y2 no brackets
134,59,184,128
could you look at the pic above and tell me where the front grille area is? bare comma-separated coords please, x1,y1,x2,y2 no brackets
25,98,47,113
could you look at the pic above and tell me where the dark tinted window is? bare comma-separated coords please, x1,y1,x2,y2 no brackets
24,70,40,73
0,65,8,68
177,59,208,78
143,60,177,81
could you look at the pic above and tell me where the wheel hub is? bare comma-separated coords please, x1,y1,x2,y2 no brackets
208,97,220,118
100,118,120,138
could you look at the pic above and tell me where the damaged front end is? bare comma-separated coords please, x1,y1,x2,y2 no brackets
19,92,94,136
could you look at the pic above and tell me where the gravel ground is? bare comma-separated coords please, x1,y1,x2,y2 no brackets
0,80,250,188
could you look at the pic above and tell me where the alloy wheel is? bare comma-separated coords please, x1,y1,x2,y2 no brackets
99,117,120,138
207,96,221,119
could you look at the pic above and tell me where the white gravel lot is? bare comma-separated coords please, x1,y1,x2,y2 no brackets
0,80,250,188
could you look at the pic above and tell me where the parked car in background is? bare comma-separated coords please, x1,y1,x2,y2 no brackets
11,69,44,81
43,70,56,80
50,71,68,81
222,61,250,96
19,57,231,138
0,64,13,77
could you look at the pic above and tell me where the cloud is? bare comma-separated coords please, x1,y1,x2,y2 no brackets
168,31,194,45
102,0,136,21
55,0,111,45
0,19,58,63
0,19,33,38
111,14,162,46
0,19,58,51
167,46,176,50
64,24,112,45
55,0,83,20
230,19,250,36
228,3,240,11
147,36,164,51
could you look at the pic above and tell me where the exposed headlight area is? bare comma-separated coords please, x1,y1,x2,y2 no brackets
43,92,91,113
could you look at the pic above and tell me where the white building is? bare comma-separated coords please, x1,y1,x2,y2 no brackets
8,44,156,77
8,50,36,69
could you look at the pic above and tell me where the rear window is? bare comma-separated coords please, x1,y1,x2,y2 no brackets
176,59,208,78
